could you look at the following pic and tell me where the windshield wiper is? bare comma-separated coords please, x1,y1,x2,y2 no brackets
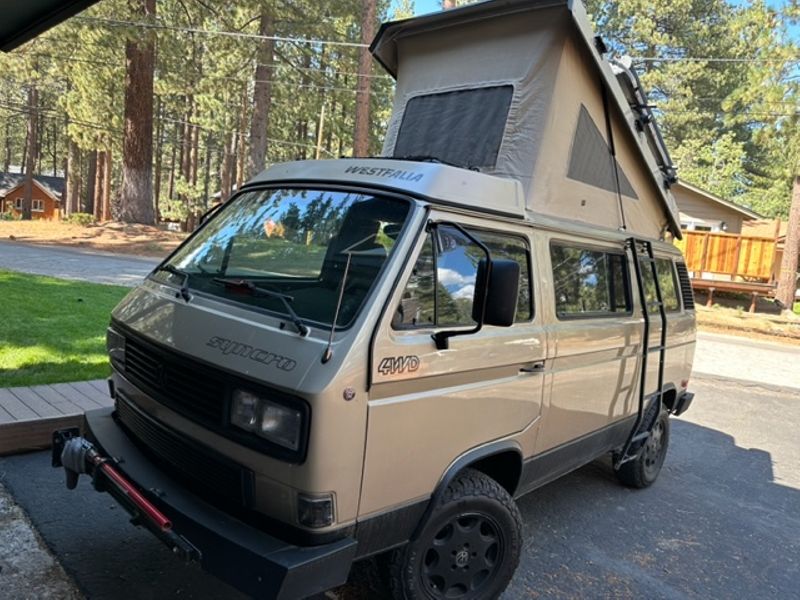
154,264,192,302
212,277,309,337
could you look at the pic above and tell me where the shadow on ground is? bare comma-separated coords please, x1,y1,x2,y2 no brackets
0,417,798,599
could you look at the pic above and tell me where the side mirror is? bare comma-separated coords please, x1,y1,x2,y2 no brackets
472,259,520,327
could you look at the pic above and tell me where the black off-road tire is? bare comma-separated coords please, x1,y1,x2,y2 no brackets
615,411,670,488
387,468,523,600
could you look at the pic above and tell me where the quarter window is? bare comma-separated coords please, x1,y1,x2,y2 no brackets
640,258,680,312
551,243,630,318
395,226,532,328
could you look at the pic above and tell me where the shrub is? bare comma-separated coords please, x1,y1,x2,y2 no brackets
66,212,96,226
0,211,19,221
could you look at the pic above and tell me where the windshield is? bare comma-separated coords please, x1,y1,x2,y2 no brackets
156,188,412,328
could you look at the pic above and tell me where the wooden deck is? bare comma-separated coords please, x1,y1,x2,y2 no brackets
0,379,112,455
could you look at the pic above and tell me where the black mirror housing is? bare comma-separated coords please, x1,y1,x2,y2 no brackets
472,259,519,327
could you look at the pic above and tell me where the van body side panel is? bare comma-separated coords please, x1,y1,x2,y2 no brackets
639,254,696,399
360,212,546,517
534,232,641,454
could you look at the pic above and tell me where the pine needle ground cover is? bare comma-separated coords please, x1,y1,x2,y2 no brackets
0,270,129,387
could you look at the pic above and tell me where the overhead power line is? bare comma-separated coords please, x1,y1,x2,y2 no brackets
74,16,368,49
159,116,338,157
633,56,800,64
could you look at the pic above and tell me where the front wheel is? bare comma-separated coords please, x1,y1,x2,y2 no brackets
388,469,522,600
615,411,670,488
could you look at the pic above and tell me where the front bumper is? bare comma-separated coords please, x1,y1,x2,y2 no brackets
54,407,357,600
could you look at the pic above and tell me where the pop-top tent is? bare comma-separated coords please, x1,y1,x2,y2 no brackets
371,0,682,240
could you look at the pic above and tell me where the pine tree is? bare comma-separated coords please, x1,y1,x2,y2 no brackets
119,0,156,225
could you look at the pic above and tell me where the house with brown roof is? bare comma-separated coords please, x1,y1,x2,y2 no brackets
673,179,761,234
0,172,65,220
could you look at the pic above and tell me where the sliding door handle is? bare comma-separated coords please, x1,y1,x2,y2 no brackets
519,361,545,374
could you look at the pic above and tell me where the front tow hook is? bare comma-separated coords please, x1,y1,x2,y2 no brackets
51,428,172,532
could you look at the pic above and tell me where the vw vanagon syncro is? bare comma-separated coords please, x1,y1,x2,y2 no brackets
53,1,696,599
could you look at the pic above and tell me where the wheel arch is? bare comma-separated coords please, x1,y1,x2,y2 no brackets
412,440,523,539
661,383,678,412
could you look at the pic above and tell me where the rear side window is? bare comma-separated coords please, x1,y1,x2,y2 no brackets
640,258,680,313
395,227,532,328
551,243,630,318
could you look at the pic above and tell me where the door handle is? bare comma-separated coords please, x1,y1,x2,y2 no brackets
519,361,545,374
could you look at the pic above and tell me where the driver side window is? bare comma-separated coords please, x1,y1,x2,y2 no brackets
394,226,531,328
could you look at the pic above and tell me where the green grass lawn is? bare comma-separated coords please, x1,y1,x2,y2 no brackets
0,270,129,387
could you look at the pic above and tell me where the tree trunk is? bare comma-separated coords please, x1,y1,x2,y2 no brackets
236,87,247,191
202,132,212,210
103,147,113,220
191,125,200,184
153,97,163,219
63,138,80,216
220,132,234,201
35,114,43,175
3,121,10,173
95,150,106,221
776,176,800,314
85,149,97,215
66,137,81,215
181,98,194,181
119,0,156,225
168,122,177,200
247,10,275,178
51,121,58,176
21,85,39,220
353,0,377,157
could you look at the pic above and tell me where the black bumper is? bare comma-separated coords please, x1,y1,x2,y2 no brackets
76,407,357,600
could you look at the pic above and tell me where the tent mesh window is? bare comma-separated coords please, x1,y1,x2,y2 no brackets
392,85,513,169
567,105,638,200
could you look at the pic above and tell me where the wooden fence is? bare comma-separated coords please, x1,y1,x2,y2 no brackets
674,231,778,281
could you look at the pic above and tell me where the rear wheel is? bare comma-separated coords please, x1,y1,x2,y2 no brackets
615,411,670,488
388,469,522,600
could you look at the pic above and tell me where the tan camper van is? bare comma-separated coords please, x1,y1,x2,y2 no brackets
53,2,696,599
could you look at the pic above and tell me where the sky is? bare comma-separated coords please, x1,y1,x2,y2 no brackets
393,0,800,42
410,0,442,15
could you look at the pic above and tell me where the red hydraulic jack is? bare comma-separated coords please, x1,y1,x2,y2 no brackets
52,428,199,561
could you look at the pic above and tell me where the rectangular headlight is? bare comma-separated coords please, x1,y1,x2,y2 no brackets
106,327,126,370
231,389,303,451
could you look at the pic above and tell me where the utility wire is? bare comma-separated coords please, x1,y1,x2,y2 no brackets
632,56,800,64
160,116,338,157
73,16,369,49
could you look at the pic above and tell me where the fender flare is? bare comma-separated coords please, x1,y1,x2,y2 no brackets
411,439,523,540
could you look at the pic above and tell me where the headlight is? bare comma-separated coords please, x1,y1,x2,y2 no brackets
230,389,303,451
106,327,126,370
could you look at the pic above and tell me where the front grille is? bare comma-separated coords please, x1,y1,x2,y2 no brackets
116,393,254,508
116,325,311,463
124,334,227,427
675,261,695,310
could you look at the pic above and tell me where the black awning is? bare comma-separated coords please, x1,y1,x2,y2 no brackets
0,0,100,52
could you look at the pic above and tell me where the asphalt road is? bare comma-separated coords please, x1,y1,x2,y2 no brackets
0,241,160,286
1,375,797,600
